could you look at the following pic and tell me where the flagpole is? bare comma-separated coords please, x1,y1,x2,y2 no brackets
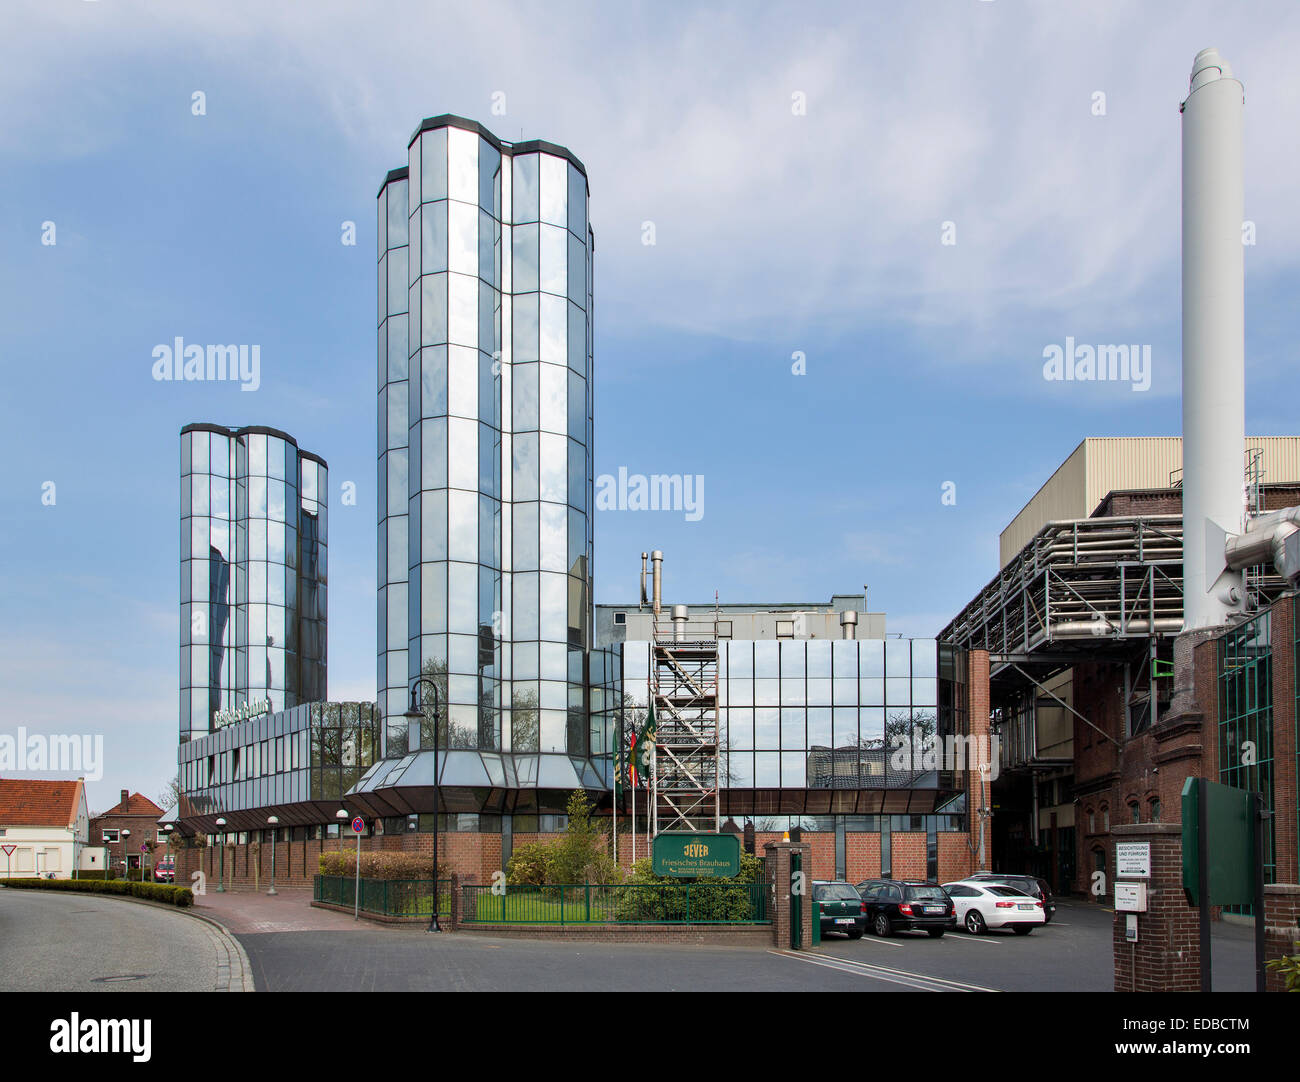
612,715,618,867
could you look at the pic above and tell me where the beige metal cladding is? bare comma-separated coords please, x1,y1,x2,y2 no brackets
999,436,1300,567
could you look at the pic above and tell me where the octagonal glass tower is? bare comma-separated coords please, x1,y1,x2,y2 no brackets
371,116,613,809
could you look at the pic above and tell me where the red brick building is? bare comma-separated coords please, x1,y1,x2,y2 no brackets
90,791,165,877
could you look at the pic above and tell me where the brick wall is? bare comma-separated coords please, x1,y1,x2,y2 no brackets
890,832,927,880
846,832,881,883
1264,884,1300,992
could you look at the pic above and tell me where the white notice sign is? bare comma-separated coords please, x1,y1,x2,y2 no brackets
1115,841,1151,878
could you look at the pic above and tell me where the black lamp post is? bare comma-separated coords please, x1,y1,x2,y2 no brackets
404,676,442,932
215,818,226,892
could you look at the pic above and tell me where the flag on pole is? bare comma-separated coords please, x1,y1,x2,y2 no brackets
632,700,656,788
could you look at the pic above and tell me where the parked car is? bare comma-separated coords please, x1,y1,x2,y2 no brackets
155,858,175,883
966,873,1055,922
942,880,1045,935
856,879,956,938
812,880,867,939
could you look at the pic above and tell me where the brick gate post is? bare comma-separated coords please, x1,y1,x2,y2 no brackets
764,840,813,950
1111,823,1200,992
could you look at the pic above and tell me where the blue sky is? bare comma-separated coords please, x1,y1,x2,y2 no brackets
2,0,1298,813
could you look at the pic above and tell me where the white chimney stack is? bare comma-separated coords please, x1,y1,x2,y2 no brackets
1181,47,1247,629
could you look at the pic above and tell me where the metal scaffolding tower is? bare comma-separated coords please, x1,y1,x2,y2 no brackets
650,625,720,835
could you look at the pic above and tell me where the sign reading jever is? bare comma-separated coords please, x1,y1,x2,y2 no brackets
651,833,741,878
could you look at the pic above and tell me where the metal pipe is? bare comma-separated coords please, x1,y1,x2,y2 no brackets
640,552,648,609
1226,506,1300,585
839,610,858,640
671,604,688,641
651,550,663,616
1182,47,1247,628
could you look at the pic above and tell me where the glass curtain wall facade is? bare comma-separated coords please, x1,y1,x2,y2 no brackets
180,423,328,744
178,702,379,829
620,638,967,820
376,116,601,784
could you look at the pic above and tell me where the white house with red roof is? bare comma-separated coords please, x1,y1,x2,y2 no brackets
0,778,92,879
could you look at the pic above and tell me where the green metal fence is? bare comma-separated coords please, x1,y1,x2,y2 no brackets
460,882,768,925
314,875,450,918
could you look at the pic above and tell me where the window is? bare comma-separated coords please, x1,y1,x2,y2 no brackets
102,829,120,843
613,611,626,625
1086,809,1095,834
1102,807,1110,832
1128,801,1140,824
776,620,795,639
1150,798,1162,823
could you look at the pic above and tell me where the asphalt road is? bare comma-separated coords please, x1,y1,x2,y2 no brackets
812,899,1261,992
235,898,1264,992
0,888,1262,993
0,888,250,992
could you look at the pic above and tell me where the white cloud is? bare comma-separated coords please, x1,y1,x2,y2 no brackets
5,0,1299,364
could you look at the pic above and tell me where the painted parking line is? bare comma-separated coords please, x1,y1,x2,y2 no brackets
771,949,1000,992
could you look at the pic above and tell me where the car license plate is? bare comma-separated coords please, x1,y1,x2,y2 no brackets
1017,904,1034,911
835,917,853,924
925,906,944,914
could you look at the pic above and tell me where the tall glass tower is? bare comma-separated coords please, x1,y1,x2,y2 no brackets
179,423,328,744
371,115,613,805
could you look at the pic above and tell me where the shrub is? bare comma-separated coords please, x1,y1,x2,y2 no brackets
505,841,554,886
613,853,763,923
0,878,194,907
1267,942,1300,992
318,851,447,880
505,790,623,888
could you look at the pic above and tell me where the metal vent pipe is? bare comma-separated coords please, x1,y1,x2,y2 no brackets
672,604,689,641
840,610,858,640
651,550,663,616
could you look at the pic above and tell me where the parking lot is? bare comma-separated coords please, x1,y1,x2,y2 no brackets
812,899,1262,991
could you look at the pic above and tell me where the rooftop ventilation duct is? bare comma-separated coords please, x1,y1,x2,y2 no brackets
1225,507,1300,588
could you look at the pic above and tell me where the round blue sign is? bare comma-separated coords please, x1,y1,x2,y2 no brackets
351,816,364,833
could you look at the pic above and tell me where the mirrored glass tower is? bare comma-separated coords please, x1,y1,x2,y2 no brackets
179,423,328,744
371,116,615,805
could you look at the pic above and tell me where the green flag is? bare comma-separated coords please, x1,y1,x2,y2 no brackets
634,700,656,785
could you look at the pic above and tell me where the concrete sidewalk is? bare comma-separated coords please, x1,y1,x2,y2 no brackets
194,886,409,936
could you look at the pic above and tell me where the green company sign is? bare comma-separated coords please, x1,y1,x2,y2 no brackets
652,833,741,878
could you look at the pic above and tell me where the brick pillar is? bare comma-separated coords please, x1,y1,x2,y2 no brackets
969,649,991,873
1264,884,1300,992
764,841,813,949
1111,823,1200,992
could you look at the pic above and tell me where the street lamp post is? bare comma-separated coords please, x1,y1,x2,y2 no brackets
215,818,227,892
121,830,131,881
267,815,279,896
335,809,359,919
405,676,442,932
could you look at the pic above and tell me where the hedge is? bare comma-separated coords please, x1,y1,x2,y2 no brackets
318,850,447,880
0,878,194,907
